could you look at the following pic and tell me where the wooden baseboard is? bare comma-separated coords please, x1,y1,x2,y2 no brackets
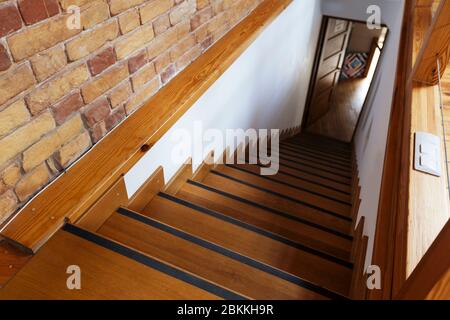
350,216,368,299
128,167,165,212
163,159,193,195
76,177,129,232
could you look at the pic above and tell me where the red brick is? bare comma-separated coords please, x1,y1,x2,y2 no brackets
90,121,107,143
153,14,170,35
88,47,116,76
128,49,147,74
0,43,11,72
200,35,213,50
191,6,213,30
197,0,209,10
52,91,84,125
0,4,22,38
105,106,125,130
18,0,59,26
83,98,111,127
160,63,176,84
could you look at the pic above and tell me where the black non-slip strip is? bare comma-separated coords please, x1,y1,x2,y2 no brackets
62,223,245,300
116,207,348,300
254,162,351,195
279,148,351,172
273,161,351,187
280,147,352,167
285,141,351,159
159,192,353,269
277,148,351,171
280,143,351,165
187,179,353,240
295,136,351,149
278,155,352,179
284,139,351,155
226,164,351,206
292,135,351,148
210,170,353,222
293,140,351,153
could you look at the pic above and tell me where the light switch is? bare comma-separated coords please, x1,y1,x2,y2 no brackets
414,132,441,177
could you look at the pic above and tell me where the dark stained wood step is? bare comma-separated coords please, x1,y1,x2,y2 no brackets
99,210,334,300
291,140,351,154
292,134,351,151
180,173,350,233
176,182,352,260
143,195,352,296
275,147,351,171
279,143,351,166
213,165,352,216
270,157,352,185
280,143,352,165
275,154,352,179
256,162,352,194
0,228,221,300
225,163,351,202
283,141,352,159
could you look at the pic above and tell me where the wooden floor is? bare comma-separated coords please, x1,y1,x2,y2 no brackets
307,50,381,142
0,133,358,300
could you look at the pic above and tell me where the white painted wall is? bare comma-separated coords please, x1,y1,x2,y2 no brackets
322,0,405,268
125,0,322,196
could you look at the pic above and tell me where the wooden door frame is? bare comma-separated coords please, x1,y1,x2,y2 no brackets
301,16,389,139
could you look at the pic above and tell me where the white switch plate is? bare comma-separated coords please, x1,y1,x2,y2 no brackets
414,132,441,177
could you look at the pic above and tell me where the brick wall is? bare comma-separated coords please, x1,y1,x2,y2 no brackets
0,0,262,224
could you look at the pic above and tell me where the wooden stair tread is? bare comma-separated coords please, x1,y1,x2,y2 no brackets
99,210,332,300
266,162,352,193
143,195,352,296
275,148,352,172
274,157,351,184
227,163,351,202
214,165,352,216
199,171,352,234
176,182,352,260
279,143,351,166
273,146,352,173
283,141,352,160
0,240,31,288
0,228,220,300
292,134,351,151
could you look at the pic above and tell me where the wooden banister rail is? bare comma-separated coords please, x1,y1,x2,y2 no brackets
368,0,415,300
0,0,293,253
413,0,450,84
396,220,450,299
370,0,450,299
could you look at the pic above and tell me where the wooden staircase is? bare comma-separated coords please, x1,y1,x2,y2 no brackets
0,133,362,300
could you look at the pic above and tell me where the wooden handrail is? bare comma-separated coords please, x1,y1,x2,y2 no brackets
370,0,450,299
396,220,450,299
0,0,293,253
413,0,450,84
367,0,415,300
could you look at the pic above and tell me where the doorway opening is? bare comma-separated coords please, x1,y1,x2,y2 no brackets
303,17,388,142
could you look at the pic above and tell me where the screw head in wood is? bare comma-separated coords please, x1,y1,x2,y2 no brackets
140,144,151,152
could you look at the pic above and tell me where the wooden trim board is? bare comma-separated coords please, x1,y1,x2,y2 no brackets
412,0,450,84
128,167,165,212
